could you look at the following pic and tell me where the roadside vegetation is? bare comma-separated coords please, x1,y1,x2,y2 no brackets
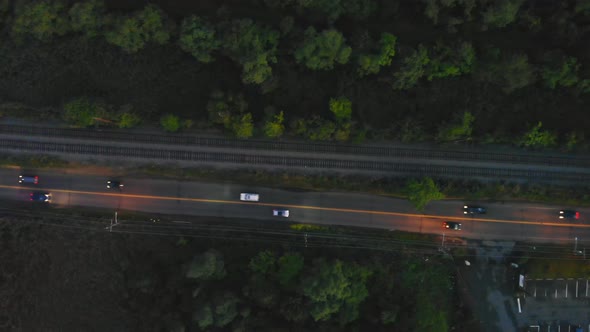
0,0,588,151
0,208,456,331
3,151,588,209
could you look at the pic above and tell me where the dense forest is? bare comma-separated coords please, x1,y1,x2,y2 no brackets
0,0,589,148
0,216,458,331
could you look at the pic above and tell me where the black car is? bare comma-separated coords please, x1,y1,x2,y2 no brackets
463,205,486,215
443,221,462,230
107,180,123,189
19,175,39,185
559,210,580,220
30,192,50,202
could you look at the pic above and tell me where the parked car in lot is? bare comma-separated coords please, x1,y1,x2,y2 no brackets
107,180,123,189
30,192,50,202
463,205,486,215
273,209,289,218
443,221,461,230
240,193,259,202
19,175,39,185
559,210,580,219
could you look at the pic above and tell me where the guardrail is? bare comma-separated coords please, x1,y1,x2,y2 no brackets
1,124,589,167
0,138,588,185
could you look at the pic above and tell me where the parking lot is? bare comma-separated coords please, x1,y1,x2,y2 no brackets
521,278,590,330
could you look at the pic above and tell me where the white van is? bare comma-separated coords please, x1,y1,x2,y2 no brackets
240,193,259,202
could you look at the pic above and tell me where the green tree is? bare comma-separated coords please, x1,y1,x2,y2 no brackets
542,53,580,89
13,0,70,42
392,45,430,90
519,122,557,148
185,249,226,280
62,97,107,127
406,177,445,211
476,52,536,93
69,0,105,38
294,27,352,70
329,97,352,123
231,113,254,139
212,292,239,327
436,112,474,142
249,250,277,275
105,4,172,53
298,0,377,22
308,119,336,141
178,16,219,63
221,19,279,84
207,91,248,127
482,0,523,29
193,305,214,330
426,41,475,80
263,111,285,138
301,258,372,323
357,32,397,76
277,252,305,286
118,111,141,128
160,114,180,132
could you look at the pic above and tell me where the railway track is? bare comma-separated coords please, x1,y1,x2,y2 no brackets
2,124,590,167
0,138,588,185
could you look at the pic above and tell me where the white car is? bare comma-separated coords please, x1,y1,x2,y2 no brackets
240,193,260,202
273,209,289,218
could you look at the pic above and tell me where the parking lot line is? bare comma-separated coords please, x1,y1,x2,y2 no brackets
576,280,578,298
565,283,568,298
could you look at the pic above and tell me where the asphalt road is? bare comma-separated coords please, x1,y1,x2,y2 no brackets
3,168,590,245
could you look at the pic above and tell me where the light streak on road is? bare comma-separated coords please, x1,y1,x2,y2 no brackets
3,184,587,229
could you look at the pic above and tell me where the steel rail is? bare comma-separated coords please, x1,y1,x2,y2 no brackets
0,138,588,184
1,124,589,167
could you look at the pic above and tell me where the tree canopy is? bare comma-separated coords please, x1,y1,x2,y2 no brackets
295,27,352,70
221,19,279,84
104,4,172,53
185,249,227,280
357,32,397,76
392,45,430,90
178,16,220,63
12,0,70,42
301,258,372,323
406,177,445,211
69,0,105,38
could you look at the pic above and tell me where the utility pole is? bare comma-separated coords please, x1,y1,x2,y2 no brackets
304,233,308,248
441,232,446,249
575,237,578,255
107,211,118,232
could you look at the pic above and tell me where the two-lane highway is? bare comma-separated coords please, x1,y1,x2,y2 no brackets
2,168,589,244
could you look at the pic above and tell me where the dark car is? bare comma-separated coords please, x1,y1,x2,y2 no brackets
463,205,486,215
30,192,50,202
559,210,580,220
19,175,39,185
107,180,123,189
443,221,462,230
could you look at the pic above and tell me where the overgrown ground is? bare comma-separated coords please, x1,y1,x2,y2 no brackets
0,207,465,331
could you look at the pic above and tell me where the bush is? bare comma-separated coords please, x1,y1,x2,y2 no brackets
160,114,181,132
62,97,108,127
118,111,141,128
519,122,557,149
263,111,285,138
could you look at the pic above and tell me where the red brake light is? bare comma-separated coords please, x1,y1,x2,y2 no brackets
576,212,580,219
